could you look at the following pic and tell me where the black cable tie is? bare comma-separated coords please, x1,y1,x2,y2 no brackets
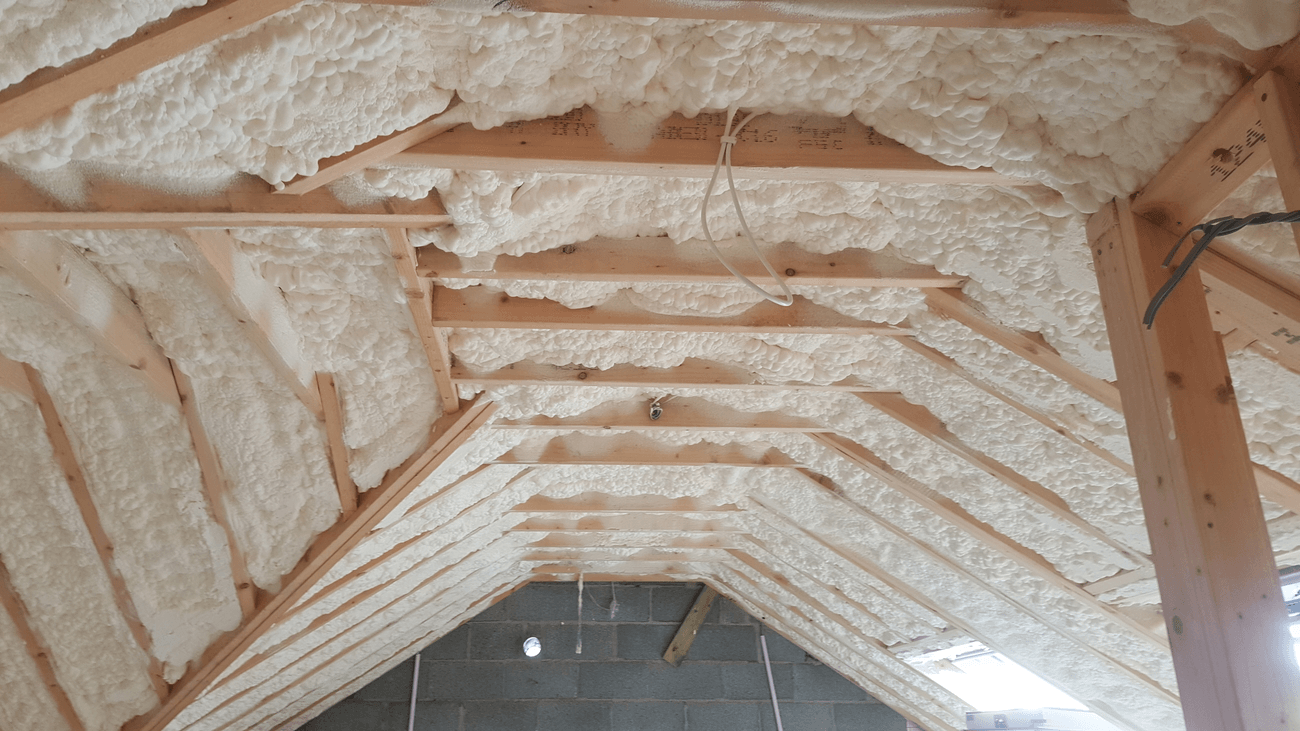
1142,209,1300,328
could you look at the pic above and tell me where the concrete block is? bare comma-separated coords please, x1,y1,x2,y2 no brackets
512,583,581,621
794,664,871,702
422,624,470,661
538,700,612,731
504,662,579,699
463,700,536,731
650,584,717,623
579,662,723,700
686,702,762,731
352,662,416,702
721,663,793,700
689,626,758,662
616,623,677,660
418,662,503,700
767,702,835,731
760,632,807,663
717,599,759,626
412,701,461,731
834,703,905,731
302,700,404,731
468,622,613,661
583,584,650,623
612,701,686,731
472,595,510,622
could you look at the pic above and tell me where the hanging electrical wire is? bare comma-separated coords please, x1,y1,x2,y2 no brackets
1144,209,1300,327
700,107,795,307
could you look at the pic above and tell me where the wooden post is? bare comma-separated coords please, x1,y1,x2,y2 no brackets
1087,198,1300,731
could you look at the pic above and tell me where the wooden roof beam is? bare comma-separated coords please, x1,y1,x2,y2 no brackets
0,555,85,731
523,533,748,550
434,285,906,336
0,0,300,139
1131,41,1300,237
895,337,1134,474
507,493,740,513
454,358,893,392
417,237,965,288
0,168,449,230
124,397,496,731
180,229,323,418
491,433,802,468
810,435,1164,647
856,392,1149,568
764,476,1179,709
316,373,358,517
20,362,169,700
385,229,459,414
389,106,1023,185
1088,198,1300,731
510,515,743,533
170,363,258,619
925,287,1300,515
276,100,466,196
495,396,831,432
0,234,180,408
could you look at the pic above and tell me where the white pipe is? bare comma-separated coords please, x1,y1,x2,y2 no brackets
407,653,421,731
761,635,784,731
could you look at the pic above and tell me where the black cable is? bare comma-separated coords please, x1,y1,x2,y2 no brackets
1143,209,1300,328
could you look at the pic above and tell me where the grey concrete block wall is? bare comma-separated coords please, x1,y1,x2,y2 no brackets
303,582,906,731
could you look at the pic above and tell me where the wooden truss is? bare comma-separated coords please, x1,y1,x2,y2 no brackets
3,6,1300,731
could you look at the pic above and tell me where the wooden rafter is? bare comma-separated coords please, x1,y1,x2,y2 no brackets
1257,70,1300,252
508,493,739,513
124,398,496,731
454,358,891,392
389,106,1023,185
524,533,747,550
738,534,903,643
202,537,521,727
1089,198,1300,731
758,479,1179,707
316,373,358,517
495,397,829,432
709,565,963,731
181,229,323,418
276,101,466,196
0,354,35,400
170,362,258,619
384,229,459,414
0,234,180,407
1132,41,1300,236
492,433,802,468
434,285,906,335
417,237,965,288
275,578,527,728
0,0,300,139
530,572,684,582
0,554,85,731
1083,566,1158,598
1199,248,1300,375
925,287,1300,513
856,392,1148,567
924,288,1121,411
0,169,449,230
810,435,1166,648
895,337,1133,474
21,362,169,700
511,515,743,533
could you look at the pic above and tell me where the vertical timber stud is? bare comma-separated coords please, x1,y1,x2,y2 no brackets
1087,198,1300,731
1255,70,1300,253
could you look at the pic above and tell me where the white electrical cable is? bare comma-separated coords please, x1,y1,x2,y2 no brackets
760,634,785,731
576,573,584,655
700,107,795,307
407,653,421,731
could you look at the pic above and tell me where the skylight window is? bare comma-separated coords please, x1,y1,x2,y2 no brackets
907,641,1121,731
